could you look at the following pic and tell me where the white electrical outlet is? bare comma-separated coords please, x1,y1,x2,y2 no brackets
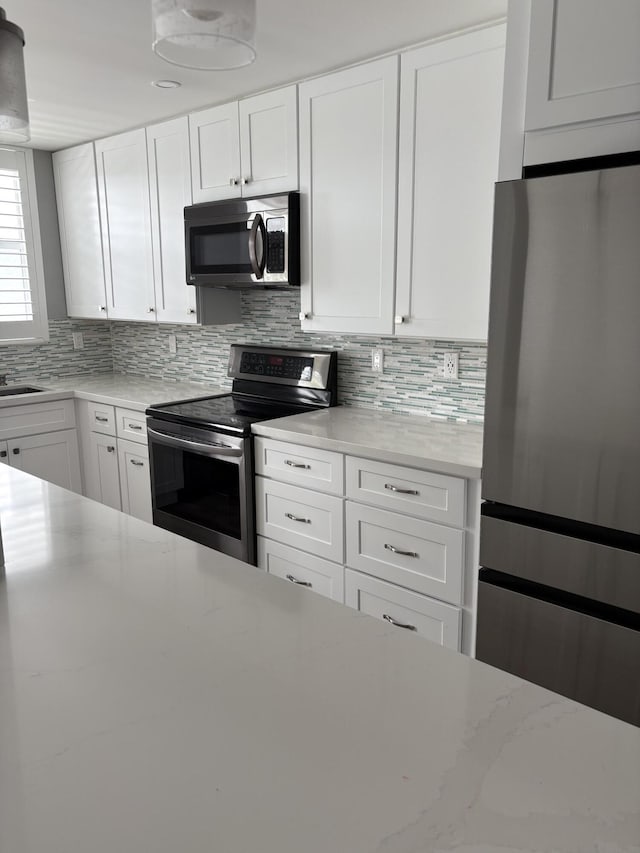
168,334,177,355
443,352,459,379
72,332,83,350
371,348,384,373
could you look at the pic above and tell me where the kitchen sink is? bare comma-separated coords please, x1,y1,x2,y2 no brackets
0,386,45,397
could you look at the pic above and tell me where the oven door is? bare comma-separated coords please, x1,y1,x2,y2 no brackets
147,418,255,564
186,211,266,286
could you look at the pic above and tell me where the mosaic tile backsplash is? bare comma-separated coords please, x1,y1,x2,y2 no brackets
1,294,487,422
0,319,113,382
111,292,488,423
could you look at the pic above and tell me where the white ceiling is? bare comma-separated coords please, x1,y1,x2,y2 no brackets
7,0,507,151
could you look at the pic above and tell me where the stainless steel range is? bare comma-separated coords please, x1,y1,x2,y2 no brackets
146,345,338,565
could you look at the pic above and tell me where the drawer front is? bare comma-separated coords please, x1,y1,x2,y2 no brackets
345,502,463,605
346,456,465,527
345,569,461,651
254,437,344,495
0,398,76,439
116,407,147,444
255,477,344,563
87,401,116,435
258,537,344,603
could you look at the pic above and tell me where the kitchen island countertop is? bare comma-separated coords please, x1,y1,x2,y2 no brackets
253,406,484,478
0,464,638,853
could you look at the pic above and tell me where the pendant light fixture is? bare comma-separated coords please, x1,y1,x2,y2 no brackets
0,7,29,143
152,0,256,71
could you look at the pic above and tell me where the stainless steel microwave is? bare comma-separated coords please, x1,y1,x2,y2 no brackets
185,192,299,288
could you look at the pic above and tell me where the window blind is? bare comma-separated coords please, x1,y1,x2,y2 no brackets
0,166,33,322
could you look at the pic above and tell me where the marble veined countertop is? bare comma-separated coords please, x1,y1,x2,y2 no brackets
254,406,484,478
1,464,638,853
0,372,227,411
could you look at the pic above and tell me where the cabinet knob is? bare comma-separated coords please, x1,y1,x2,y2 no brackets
147,307,155,313
107,446,115,453
394,315,407,325
299,312,310,321
229,177,239,186
241,177,250,185
12,447,20,455
187,308,196,315
99,305,106,312
0,450,7,458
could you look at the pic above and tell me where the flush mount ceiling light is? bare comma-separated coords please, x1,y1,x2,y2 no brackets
152,0,256,71
0,6,29,142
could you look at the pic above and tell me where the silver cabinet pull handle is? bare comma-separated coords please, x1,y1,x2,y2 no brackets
128,423,143,430
285,513,311,524
187,308,196,315
383,614,417,631
385,483,419,495
12,447,20,455
229,177,239,186
384,543,418,558
285,460,311,469
285,574,312,587
107,446,115,453
99,305,106,312
95,415,109,422
130,459,144,467
0,450,6,458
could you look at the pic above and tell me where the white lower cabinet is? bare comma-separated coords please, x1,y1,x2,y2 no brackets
86,431,121,509
255,437,469,652
77,399,152,522
0,400,81,492
117,439,152,523
258,537,344,603
345,569,461,650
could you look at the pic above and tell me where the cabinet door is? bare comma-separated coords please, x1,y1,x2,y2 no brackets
146,117,197,324
95,129,156,321
299,57,399,334
8,429,82,493
525,0,640,131
395,26,505,341
52,143,108,319
118,439,152,523
86,431,121,510
189,103,241,202
238,86,298,196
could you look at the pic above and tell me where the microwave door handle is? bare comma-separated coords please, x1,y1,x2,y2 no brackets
147,427,242,459
248,214,266,279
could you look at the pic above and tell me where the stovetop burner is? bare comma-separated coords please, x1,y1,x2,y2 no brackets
148,393,314,436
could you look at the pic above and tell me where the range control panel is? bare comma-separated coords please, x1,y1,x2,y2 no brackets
239,351,312,381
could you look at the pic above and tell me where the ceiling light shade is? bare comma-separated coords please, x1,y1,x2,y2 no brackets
152,0,257,70
0,7,29,143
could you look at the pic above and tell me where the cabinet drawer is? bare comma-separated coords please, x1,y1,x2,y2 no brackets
346,456,465,527
87,401,116,435
116,407,147,443
258,537,344,603
0,398,76,439
345,569,461,651
255,477,344,564
345,502,463,605
254,437,344,495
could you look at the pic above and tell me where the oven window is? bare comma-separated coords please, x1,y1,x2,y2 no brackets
190,221,252,274
152,442,242,540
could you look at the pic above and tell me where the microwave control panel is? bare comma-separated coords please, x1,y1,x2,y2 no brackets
265,217,286,274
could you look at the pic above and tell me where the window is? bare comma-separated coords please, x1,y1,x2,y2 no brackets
0,147,48,344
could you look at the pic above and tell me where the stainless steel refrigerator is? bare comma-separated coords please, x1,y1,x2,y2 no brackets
476,162,640,727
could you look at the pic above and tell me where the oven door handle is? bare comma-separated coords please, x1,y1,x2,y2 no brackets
147,427,242,459
248,213,266,279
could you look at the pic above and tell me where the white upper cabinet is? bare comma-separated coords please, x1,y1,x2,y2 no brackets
395,26,505,341
52,143,108,319
95,129,156,321
238,86,298,196
298,57,399,335
190,85,298,203
146,116,197,324
525,0,640,131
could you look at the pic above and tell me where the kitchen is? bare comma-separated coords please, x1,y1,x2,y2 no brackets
1,1,639,851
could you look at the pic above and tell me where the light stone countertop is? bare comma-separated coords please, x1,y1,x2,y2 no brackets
253,406,484,478
1,463,638,853
0,372,227,411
